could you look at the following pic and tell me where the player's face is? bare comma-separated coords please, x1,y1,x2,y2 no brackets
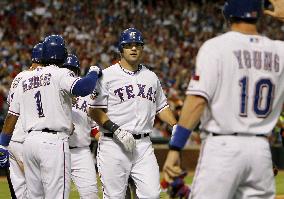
121,42,143,65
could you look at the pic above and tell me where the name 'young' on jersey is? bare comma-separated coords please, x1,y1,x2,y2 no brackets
89,63,169,134
187,31,284,135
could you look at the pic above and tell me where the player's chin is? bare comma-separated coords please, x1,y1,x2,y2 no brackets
127,57,140,65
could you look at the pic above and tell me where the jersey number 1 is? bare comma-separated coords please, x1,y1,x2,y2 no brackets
239,77,274,118
34,91,45,118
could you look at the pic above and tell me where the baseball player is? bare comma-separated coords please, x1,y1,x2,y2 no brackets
0,35,101,199
163,0,284,198
62,54,98,199
6,42,44,199
88,28,177,199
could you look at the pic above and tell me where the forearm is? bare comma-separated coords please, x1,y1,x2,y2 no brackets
2,114,18,135
88,108,109,126
72,71,98,97
178,95,207,130
158,107,177,127
0,113,18,146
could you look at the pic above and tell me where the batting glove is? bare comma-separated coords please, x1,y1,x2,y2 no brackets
88,65,102,78
0,145,9,168
114,128,136,152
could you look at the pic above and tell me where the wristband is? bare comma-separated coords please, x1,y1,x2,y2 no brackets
169,125,191,151
0,132,12,146
102,120,119,133
90,128,99,138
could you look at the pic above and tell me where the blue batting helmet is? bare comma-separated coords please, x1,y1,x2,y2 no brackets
223,0,263,21
42,35,67,65
62,54,80,75
31,43,43,64
118,28,144,52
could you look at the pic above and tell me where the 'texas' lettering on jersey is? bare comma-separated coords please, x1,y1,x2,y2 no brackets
22,73,52,92
72,97,88,113
114,84,156,103
234,50,280,72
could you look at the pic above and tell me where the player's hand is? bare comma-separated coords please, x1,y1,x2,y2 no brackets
0,145,9,168
88,66,102,78
114,128,136,152
264,0,284,21
163,150,182,182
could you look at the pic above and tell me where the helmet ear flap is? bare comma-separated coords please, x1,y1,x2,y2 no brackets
62,54,80,75
31,43,43,64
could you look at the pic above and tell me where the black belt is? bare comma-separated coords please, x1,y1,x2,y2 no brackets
69,146,78,149
212,133,267,137
28,128,57,134
104,133,150,140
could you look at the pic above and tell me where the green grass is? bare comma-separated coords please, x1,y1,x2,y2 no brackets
1,171,284,198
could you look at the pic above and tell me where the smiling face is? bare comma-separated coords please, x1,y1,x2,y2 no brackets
121,42,144,66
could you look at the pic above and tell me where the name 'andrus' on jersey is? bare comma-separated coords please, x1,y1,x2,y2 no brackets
22,73,52,92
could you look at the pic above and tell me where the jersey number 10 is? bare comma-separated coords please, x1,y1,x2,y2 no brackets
239,77,274,118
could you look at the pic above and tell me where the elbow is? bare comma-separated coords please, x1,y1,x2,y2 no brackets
72,74,98,96
72,84,95,96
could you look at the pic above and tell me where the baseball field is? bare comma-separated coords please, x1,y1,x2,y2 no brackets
0,171,283,198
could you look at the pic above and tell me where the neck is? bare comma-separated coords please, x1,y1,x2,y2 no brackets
119,59,139,71
29,63,41,70
230,22,259,35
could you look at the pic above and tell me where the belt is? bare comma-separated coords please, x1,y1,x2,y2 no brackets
104,133,150,140
212,133,267,137
69,146,78,149
28,128,57,134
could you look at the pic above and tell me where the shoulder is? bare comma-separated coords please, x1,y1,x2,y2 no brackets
46,65,75,77
271,38,284,51
197,33,231,59
10,71,30,89
102,63,119,74
200,33,228,51
15,70,29,78
139,64,160,80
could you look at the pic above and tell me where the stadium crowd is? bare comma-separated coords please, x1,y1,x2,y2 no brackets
0,0,283,143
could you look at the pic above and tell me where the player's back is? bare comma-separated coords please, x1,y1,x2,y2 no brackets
69,95,94,147
14,65,76,133
8,70,30,142
198,31,284,134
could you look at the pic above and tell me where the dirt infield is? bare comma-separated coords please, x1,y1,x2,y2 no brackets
276,196,284,199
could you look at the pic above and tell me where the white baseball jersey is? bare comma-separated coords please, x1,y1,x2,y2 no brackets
7,71,30,142
69,96,98,198
8,65,80,133
89,63,169,134
69,95,97,147
187,31,284,135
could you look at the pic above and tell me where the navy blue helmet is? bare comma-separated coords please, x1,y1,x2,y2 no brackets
42,35,67,65
31,43,43,64
223,0,263,21
62,54,80,76
118,28,144,52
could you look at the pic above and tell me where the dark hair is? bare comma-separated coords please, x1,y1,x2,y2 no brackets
229,17,258,25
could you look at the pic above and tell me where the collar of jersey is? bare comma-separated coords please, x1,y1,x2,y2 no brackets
118,63,142,76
